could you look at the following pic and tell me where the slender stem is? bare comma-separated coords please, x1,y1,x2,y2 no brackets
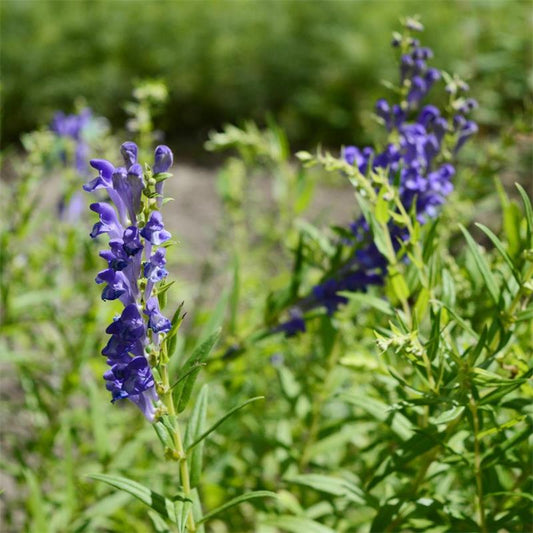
160,365,197,532
299,338,340,470
469,396,487,533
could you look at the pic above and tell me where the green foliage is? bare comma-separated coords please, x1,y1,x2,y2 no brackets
1,14,532,533
2,0,531,149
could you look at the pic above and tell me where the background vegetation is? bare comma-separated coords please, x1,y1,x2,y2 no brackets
1,2,532,532
1,0,532,151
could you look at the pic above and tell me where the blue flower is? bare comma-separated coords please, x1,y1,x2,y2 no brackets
153,145,174,174
141,212,171,245
50,108,93,220
120,141,138,168
276,309,306,337
144,297,172,334
143,248,168,283
85,142,175,420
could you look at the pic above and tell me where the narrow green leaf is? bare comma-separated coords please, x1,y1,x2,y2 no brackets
370,502,402,533
340,393,414,440
375,186,390,225
174,330,220,413
169,362,207,390
478,415,526,439
289,233,304,299
436,302,479,342
24,469,50,533
340,291,395,316
389,268,410,302
516,182,533,245
186,396,264,452
174,500,192,533
479,368,533,405
473,367,528,386
148,510,171,533
468,325,489,366
88,474,185,524
296,219,335,256
475,223,520,282
277,366,301,400
88,378,110,461
184,385,209,487
459,224,500,304
153,420,173,449
197,491,277,525
482,424,531,468
368,429,442,489
516,305,533,322
190,489,205,533
165,301,186,360
199,290,228,343
284,474,365,504
496,180,522,257
262,516,336,533
430,406,465,425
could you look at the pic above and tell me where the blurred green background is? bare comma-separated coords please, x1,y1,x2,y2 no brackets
2,0,532,153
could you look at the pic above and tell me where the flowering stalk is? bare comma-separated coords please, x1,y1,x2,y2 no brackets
84,141,173,420
84,141,204,529
279,17,478,335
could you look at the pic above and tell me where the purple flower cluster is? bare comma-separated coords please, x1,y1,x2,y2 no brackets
279,22,477,335
84,141,174,420
50,108,92,176
51,108,93,221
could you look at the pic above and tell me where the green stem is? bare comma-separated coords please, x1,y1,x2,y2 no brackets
299,338,340,471
469,396,487,533
160,365,197,532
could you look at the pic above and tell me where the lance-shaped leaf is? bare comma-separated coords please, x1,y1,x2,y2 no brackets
284,473,366,504
197,491,277,525
475,223,521,282
88,474,190,524
184,384,209,487
459,224,500,304
186,396,264,452
339,393,414,440
173,329,220,413
516,182,533,245
262,515,336,533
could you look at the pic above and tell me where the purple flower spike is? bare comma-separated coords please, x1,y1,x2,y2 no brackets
141,212,171,245
84,143,176,420
294,24,477,327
